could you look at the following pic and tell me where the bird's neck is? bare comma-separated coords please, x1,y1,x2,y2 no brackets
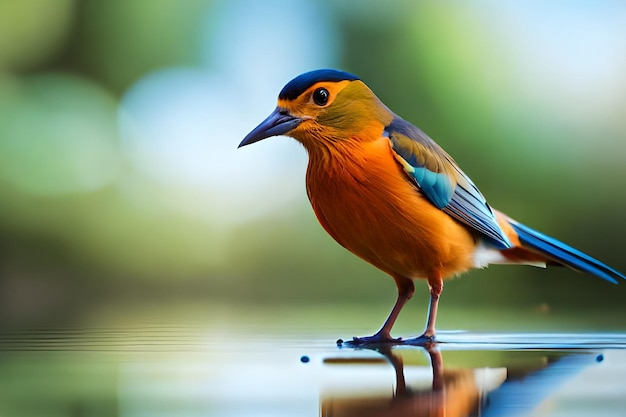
305,135,394,186
299,120,386,164
304,138,354,173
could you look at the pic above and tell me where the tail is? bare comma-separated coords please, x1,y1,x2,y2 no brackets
509,221,626,284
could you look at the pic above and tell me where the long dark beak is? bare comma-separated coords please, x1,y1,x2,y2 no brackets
238,107,303,148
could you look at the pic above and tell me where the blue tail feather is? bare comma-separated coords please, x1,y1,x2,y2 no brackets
510,222,625,284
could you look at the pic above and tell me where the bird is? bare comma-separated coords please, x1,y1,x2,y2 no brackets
238,69,625,344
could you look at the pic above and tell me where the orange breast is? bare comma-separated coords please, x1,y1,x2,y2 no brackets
305,137,477,281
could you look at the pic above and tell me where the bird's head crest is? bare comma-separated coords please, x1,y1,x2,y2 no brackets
278,69,359,101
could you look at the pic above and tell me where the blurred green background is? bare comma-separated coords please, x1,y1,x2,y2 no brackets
1,0,625,332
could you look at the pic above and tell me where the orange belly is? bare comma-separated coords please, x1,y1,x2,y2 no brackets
305,137,477,280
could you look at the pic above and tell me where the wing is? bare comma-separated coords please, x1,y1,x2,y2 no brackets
385,117,512,249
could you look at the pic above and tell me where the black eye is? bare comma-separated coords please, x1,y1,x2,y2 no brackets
312,88,329,106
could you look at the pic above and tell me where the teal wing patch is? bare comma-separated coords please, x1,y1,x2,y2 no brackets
390,135,454,209
386,117,512,249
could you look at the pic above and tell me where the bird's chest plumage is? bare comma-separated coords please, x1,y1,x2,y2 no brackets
304,139,476,279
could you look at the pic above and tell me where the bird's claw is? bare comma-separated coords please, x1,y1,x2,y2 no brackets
339,334,402,347
403,334,436,345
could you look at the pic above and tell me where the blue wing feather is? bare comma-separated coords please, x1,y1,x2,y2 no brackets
386,117,511,249
409,166,453,209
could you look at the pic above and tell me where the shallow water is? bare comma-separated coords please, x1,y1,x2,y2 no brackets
1,322,625,417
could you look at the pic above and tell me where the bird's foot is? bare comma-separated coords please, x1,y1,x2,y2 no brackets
338,332,402,347
402,333,436,346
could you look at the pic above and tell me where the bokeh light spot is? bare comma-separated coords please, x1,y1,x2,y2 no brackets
0,0,74,71
0,73,122,195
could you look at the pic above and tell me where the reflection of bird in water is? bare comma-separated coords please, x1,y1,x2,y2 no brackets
321,344,499,417
321,344,599,417
240,69,625,343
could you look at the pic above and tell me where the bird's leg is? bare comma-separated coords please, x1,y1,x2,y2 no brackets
422,283,441,338
350,276,414,345
405,278,442,344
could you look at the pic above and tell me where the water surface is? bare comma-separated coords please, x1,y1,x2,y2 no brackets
1,320,625,417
